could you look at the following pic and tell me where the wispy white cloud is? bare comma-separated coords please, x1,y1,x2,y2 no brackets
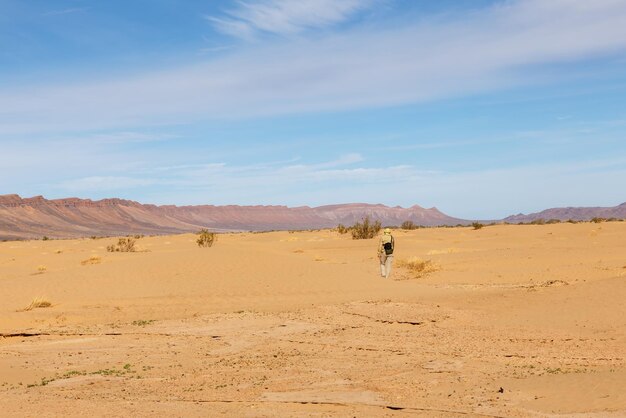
283,153,364,171
42,8,87,17
208,0,373,39
51,155,625,218
2,0,626,136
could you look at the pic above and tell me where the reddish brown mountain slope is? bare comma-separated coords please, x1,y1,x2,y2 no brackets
504,202,626,223
0,195,466,239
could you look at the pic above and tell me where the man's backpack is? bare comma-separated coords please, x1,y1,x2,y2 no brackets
383,236,394,255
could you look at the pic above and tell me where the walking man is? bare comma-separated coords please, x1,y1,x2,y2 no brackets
378,228,395,278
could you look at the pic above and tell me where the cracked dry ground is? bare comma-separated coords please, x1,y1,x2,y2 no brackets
1,225,626,417
2,299,625,417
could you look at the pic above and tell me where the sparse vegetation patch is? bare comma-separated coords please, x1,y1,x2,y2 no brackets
401,220,418,230
132,319,155,327
196,229,217,248
350,216,381,240
397,257,439,279
81,256,102,265
107,238,136,252
472,222,484,230
18,297,52,312
27,364,136,388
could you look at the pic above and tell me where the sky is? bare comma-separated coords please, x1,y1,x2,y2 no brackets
1,0,625,219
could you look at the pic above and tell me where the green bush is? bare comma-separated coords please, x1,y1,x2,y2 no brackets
197,229,217,248
350,216,381,240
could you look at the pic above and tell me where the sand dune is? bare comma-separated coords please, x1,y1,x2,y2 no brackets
1,222,625,417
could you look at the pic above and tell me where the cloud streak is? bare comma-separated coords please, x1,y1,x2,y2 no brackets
208,0,373,39
49,154,626,219
2,0,626,136
42,8,87,17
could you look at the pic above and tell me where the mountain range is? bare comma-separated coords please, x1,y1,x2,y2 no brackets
503,202,626,223
0,195,465,240
1,194,624,240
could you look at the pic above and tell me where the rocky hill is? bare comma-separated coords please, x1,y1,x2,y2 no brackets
504,202,626,223
0,195,467,239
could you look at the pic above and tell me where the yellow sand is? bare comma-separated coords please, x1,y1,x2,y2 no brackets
1,222,625,417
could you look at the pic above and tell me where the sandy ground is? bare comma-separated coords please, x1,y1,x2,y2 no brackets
1,222,625,417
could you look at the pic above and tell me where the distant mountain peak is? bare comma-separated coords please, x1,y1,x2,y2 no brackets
0,194,466,239
504,202,626,223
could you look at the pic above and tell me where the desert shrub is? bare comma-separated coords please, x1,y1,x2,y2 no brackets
81,256,102,265
591,217,606,223
336,224,350,234
197,229,217,248
401,220,418,230
350,216,381,240
546,219,561,224
397,257,439,279
566,219,578,224
107,238,136,252
471,222,484,230
19,297,52,311
530,218,546,225
132,319,155,327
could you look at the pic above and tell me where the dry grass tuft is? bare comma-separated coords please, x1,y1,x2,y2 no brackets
336,224,350,234
107,238,136,252
196,229,217,248
81,256,102,265
293,249,304,253
397,257,439,279
32,265,47,275
19,297,52,312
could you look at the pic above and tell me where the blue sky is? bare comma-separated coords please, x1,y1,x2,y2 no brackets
1,0,625,219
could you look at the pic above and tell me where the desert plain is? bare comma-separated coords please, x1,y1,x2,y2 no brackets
0,222,625,417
